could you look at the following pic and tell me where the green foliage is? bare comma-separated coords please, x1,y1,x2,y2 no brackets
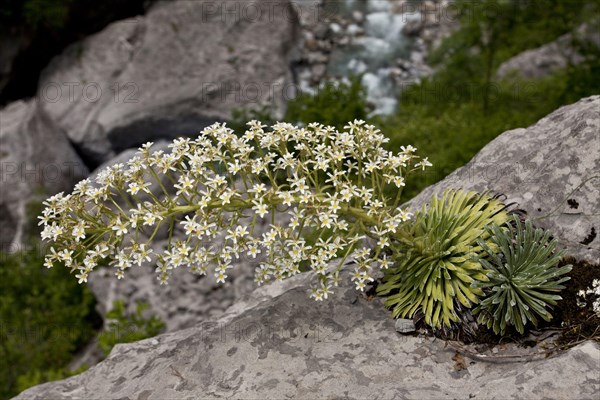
0,247,98,399
0,0,74,30
285,77,368,130
22,0,74,30
97,300,165,356
377,190,510,329
14,365,89,395
473,217,572,335
377,0,600,204
378,60,600,201
228,105,275,134
429,0,597,107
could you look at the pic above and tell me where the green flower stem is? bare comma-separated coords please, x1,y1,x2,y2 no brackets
148,166,173,203
160,197,413,246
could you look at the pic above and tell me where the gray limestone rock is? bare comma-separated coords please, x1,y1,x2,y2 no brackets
13,271,600,400
395,318,416,333
0,100,88,247
38,0,300,165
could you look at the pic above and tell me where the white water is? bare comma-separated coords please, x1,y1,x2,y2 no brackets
323,0,418,116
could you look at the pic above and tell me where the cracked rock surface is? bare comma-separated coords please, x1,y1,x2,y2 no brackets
13,271,600,400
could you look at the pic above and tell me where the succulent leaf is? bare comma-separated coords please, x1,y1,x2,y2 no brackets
473,216,572,335
378,189,509,329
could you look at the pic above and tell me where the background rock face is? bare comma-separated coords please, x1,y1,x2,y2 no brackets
38,0,300,165
407,95,600,263
14,272,600,400
0,100,88,248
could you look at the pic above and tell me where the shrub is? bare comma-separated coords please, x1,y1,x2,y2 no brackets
14,365,89,396
377,190,510,329
0,247,98,399
378,61,600,202
285,77,368,130
98,300,165,356
473,217,572,335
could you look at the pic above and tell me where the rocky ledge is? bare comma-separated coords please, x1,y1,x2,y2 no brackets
13,270,600,400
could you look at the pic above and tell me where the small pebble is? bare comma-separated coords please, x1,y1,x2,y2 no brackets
395,318,416,333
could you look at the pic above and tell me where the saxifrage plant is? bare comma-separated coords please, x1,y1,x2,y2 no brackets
37,119,571,336
38,120,432,300
473,216,572,335
377,189,510,329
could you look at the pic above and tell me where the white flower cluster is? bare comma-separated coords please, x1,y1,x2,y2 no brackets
577,278,600,316
39,120,431,299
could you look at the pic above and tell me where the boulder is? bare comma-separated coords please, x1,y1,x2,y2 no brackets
0,0,149,104
14,271,600,400
0,100,88,248
38,0,300,166
497,24,600,80
407,96,600,263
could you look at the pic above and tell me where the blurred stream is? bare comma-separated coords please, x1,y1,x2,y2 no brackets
319,0,420,115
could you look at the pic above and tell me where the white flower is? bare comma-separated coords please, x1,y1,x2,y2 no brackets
279,191,294,206
43,257,54,269
379,255,391,270
143,212,162,226
58,249,73,263
310,287,324,301
175,175,196,195
401,145,417,153
208,175,227,188
235,225,249,238
314,157,329,171
249,183,267,195
262,228,278,245
355,280,366,291
71,221,87,242
319,212,335,229
133,244,153,266
383,216,400,233
73,179,92,196
252,200,269,218
215,271,227,284
415,157,432,170
298,192,312,204
392,175,405,188
326,195,341,214
291,176,308,193
247,244,261,258
377,236,389,248
112,218,129,236
227,160,242,174
76,272,88,284
396,209,413,222
219,188,235,205
127,181,142,195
